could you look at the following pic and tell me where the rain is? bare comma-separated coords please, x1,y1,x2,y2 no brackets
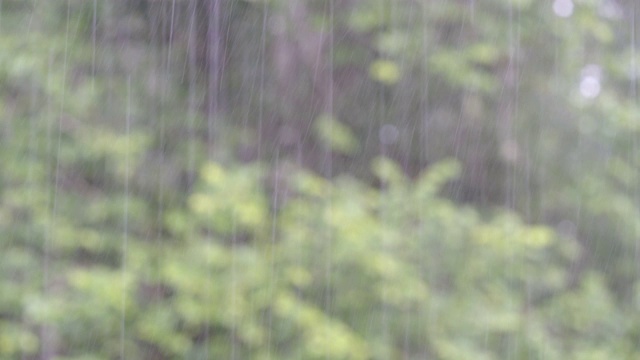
1,0,639,359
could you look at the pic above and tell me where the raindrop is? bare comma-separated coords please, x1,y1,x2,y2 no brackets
553,0,574,18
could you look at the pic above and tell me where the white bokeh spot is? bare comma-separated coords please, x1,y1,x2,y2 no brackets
580,77,601,99
579,64,602,99
553,0,574,18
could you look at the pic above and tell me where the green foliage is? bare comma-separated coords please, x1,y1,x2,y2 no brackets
189,162,268,235
369,59,402,85
7,138,635,358
313,114,360,155
1,0,640,359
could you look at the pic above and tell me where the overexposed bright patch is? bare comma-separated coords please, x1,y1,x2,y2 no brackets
379,124,399,145
553,0,574,18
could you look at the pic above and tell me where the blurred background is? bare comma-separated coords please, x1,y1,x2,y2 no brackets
2,0,640,358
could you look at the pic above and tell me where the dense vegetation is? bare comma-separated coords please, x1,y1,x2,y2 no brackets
1,0,640,358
